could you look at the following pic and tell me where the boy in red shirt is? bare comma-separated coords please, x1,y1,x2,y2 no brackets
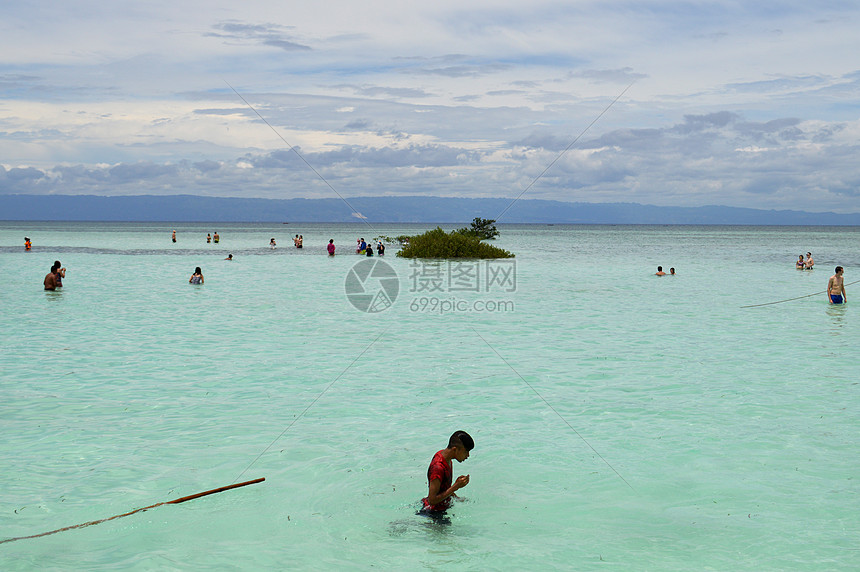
419,431,474,521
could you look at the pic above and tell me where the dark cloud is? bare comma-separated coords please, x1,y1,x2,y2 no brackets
487,90,526,96
193,160,221,173
726,75,828,94
570,67,648,83
674,111,739,133
206,21,311,52
344,119,372,130
6,166,45,181
401,55,511,78
355,86,431,99
0,74,42,88
193,107,249,116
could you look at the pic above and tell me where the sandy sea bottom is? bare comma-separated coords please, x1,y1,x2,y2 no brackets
1,222,858,570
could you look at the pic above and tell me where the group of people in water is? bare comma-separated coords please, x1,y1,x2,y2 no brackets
42,260,66,291
355,238,385,257
30,233,847,307
796,252,814,269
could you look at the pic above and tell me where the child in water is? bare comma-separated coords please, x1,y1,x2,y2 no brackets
418,431,474,522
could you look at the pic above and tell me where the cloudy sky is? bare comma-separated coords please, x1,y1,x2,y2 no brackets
2,1,859,213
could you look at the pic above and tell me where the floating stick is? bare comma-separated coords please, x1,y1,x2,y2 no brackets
0,477,264,545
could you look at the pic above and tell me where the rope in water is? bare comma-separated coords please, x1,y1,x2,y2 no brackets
233,326,391,483
0,477,265,545
470,327,636,492
740,278,859,308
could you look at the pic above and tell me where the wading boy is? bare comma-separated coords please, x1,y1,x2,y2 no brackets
419,431,474,520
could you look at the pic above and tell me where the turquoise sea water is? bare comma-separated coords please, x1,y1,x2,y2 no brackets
1,222,857,570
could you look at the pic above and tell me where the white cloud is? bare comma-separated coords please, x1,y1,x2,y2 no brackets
1,1,859,213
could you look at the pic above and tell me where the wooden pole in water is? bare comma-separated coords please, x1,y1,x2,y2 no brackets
0,477,265,545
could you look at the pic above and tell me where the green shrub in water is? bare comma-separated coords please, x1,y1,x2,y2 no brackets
396,227,514,259
454,217,500,240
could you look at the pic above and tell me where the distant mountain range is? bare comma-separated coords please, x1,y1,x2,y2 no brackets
1,194,859,225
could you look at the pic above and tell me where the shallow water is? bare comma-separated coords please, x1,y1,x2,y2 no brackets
1,222,858,570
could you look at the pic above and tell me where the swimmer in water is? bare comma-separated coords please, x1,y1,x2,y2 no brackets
43,264,58,290
827,266,846,304
669,267,675,275
655,266,666,276
796,255,805,269
418,431,474,523
189,267,204,285
269,238,277,249
53,260,65,287
225,254,233,261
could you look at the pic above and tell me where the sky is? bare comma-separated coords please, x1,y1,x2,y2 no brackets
1,0,859,214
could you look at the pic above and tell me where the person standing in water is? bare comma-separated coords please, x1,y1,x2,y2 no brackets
53,260,66,287
327,239,336,256
805,252,814,269
25,237,32,251
207,233,211,244
213,232,220,244
827,266,846,304
419,431,474,522
796,255,805,269
189,267,204,284
43,264,58,290
172,230,176,243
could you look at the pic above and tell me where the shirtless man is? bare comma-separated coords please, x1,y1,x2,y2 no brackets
805,252,814,269
44,264,58,290
827,266,846,304
655,266,666,276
